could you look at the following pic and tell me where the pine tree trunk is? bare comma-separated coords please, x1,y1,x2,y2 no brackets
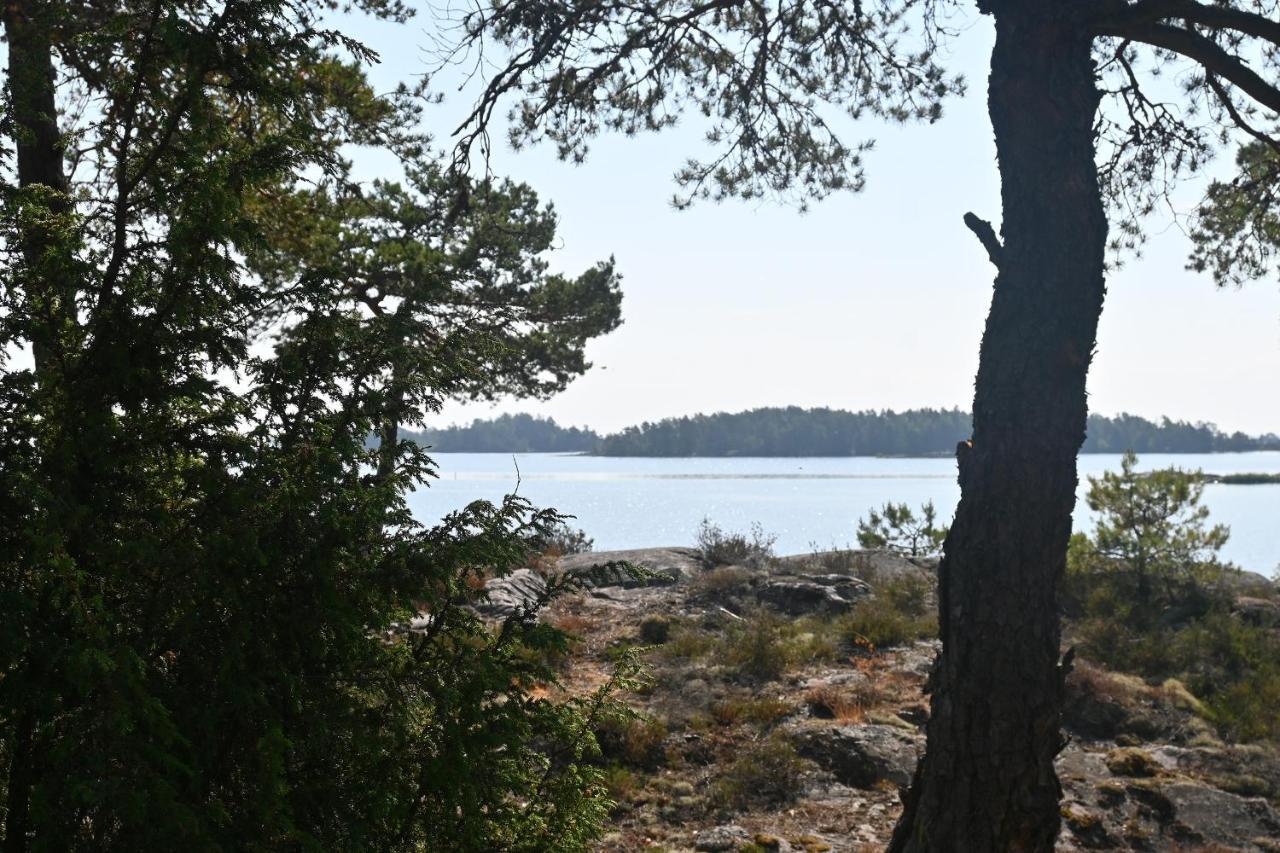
888,8,1107,852
4,0,72,377
3,4,70,850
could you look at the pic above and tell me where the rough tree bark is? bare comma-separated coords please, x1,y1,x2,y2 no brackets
4,0,72,377
3,3,71,850
889,4,1108,851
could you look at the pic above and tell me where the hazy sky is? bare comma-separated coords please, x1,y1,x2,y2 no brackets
353,11,1280,435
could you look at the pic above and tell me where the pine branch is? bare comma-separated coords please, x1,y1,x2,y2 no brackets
1098,21,1280,115
1095,0,1280,47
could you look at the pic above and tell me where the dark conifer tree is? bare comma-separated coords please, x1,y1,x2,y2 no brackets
0,1,623,848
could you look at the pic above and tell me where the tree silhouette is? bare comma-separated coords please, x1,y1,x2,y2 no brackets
0,1,623,848
440,1,1280,849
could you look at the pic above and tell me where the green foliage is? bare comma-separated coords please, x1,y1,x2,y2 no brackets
0,1,623,849
541,521,595,556
842,604,937,651
638,616,672,645
856,501,948,557
690,565,757,599
1065,452,1230,628
595,712,669,770
1065,454,1280,743
694,519,776,569
1189,141,1280,287
658,612,840,681
730,612,793,683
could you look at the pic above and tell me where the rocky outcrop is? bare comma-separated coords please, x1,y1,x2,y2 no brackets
693,824,752,851
477,568,548,619
525,541,1280,853
1055,741,1280,852
1159,782,1280,849
1234,595,1280,628
478,549,700,621
788,723,923,789
558,547,701,588
756,574,872,616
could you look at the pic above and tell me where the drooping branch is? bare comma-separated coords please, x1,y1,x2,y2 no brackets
1097,20,1280,115
1205,73,1280,151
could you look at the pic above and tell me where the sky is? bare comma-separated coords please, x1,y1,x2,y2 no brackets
348,9,1280,436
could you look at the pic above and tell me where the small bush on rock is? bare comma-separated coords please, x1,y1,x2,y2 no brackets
542,521,595,556
639,615,672,644
695,518,777,568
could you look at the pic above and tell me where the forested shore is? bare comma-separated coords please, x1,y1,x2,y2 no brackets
406,408,1280,456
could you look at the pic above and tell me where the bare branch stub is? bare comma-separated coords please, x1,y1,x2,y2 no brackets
963,212,1002,269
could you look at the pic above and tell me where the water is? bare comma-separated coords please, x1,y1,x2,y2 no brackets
406,452,1280,575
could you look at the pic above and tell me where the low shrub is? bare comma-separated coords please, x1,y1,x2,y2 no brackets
1104,747,1165,778
1206,663,1280,742
882,573,933,618
695,518,776,568
1210,772,1275,798
799,543,875,576
602,763,642,803
841,599,936,650
690,565,756,599
803,682,883,722
639,615,672,645
707,696,797,727
710,735,809,810
596,714,670,770
1070,607,1280,743
539,521,595,556
659,620,720,660
661,611,843,682
730,612,791,682
779,625,841,666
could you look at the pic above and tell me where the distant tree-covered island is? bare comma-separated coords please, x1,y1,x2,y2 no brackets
406,408,1280,456
402,414,601,453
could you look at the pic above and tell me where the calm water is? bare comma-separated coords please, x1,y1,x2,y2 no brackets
406,452,1280,575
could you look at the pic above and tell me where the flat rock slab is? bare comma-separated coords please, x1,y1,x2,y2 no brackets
478,568,547,619
558,547,701,588
1160,782,1280,850
693,824,752,851
757,574,872,615
789,723,923,789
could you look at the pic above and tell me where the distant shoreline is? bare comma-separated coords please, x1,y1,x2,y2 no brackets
428,449,1280,461
404,409,1280,457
